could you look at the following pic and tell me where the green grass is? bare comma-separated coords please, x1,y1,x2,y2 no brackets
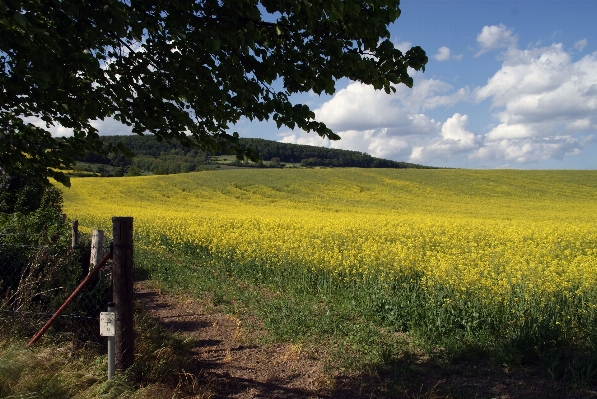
0,305,203,399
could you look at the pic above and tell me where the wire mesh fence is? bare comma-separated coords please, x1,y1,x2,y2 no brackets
0,227,113,343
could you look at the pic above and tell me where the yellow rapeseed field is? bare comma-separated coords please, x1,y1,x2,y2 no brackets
60,169,597,322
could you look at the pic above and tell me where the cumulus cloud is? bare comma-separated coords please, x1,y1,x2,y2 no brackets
314,82,442,135
408,113,480,163
279,132,331,148
475,43,597,137
280,128,416,160
434,46,451,61
23,116,133,137
393,40,412,54
574,38,588,52
471,40,597,163
475,24,518,57
280,25,597,167
470,135,593,164
278,77,474,162
433,46,463,62
407,80,469,111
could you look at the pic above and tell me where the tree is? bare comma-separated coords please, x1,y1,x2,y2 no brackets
0,171,62,214
0,0,427,186
126,166,141,177
270,157,281,167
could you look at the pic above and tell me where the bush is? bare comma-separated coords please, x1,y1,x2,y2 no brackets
127,166,142,176
0,175,110,339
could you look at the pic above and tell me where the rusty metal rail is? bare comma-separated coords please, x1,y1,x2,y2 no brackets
27,251,112,346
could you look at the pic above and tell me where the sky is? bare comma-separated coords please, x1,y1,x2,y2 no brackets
242,0,597,169
48,0,597,169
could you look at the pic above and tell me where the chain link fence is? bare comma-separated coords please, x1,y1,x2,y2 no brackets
0,222,113,343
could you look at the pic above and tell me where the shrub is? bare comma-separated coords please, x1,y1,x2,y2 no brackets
0,175,110,339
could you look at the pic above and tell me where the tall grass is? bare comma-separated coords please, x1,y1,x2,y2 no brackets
0,306,202,399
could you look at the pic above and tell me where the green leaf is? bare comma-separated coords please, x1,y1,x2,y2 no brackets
12,12,26,28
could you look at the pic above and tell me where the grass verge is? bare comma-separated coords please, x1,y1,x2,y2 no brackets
0,304,209,399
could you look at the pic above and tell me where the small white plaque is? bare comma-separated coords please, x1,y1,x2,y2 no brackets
100,312,115,337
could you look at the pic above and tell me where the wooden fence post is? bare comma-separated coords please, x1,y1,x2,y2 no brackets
71,219,79,248
112,217,134,371
89,229,104,274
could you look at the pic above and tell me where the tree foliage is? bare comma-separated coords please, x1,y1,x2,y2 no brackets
0,0,427,185
0,171,63,214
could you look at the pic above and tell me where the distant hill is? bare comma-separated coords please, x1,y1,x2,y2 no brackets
75,135,433,176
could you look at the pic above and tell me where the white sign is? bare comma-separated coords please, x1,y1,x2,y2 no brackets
100,312,115,337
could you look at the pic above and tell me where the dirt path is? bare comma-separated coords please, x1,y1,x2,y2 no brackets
135,281,338,398
135,280,597,399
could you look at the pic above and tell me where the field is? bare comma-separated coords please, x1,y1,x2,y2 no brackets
60,169,597,385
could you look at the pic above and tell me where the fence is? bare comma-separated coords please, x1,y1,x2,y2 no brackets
0,234,111,340
0,215,134,371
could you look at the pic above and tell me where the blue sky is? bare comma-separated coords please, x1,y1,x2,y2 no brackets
47,0,597,169
238,0,597,169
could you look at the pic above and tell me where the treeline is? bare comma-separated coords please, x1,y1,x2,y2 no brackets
77,135,211,176
76,135,431,175
237,138,428,168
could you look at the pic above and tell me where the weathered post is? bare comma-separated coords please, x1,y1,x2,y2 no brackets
112,217,134,371
71,219,79,248
89,229,105,274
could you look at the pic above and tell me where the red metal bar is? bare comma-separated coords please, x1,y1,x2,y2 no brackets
27,251,112,346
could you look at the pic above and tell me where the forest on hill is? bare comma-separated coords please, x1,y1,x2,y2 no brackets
75,135,432,176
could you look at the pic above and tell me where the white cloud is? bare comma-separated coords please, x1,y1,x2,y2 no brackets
22,117,74,137
279,132,331,148
282,30,597,167
394,40,412,54
408,81,469,111
91,117,134,136
433,46,463,62
485,123,534,141
475,24,518,57
471,135,593,164
279,78,472,163
313,82,442,135
408,113,480,163
332,129,411,159
475,44,597,139
574,38,588,52
441,113,476,144
469,41,597,163
24,116,133,137
434,46,451,61
280,128,415,160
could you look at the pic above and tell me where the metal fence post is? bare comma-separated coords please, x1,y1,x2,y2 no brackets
107,302,115,379
112,217,134,371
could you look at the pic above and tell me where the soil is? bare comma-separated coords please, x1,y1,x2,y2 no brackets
135,280,597,399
